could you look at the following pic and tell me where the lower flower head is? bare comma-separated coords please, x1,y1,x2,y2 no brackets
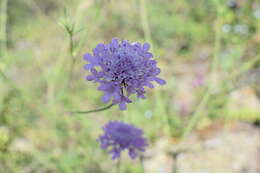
98,121,148,160
84,38,166,110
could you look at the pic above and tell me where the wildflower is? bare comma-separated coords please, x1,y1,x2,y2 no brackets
84,38,166,110
192,72,205,88
98,121,148,160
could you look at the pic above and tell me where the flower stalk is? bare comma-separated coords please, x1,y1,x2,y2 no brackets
70,103,114,114
0,0,8,57
182,0,222,139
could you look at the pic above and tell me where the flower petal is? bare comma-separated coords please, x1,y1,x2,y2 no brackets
154,77,166,85
86,75,95,81
84,64,93,70
143,43,150,51
101,92,112,103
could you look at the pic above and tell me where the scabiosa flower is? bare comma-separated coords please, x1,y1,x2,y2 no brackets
98,121,148,160
84,38,166,110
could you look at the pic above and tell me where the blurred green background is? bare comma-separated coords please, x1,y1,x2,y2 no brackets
0,0,259,172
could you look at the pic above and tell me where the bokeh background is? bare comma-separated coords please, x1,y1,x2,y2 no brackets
0,0,260,172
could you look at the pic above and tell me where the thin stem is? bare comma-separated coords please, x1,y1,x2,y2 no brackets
171,151,179,173
229,55,260,80
0,0,8,57
58,30,76,99
182,89,211,139
165,111,175,137
211,6,221,80
54,31,76,102
69,32,74,56
70,103,114,114
139,155,145,173
116,157,121,173
68,32,76,85
140,0,152,44
182,1,222,140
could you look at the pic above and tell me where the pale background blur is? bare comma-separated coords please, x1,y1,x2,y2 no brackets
0,0,259,172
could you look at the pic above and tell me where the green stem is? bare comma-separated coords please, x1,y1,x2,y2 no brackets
0,0,8,57
69,33,74,56
229,55,260,80
182,1,222,140
165,110,175,137
68,32,76,85
139,155,145,173
182,89,211,139
56,31,76,101
211,11,221,78
116,157,121,173
140,0,152,44
70,103,114,114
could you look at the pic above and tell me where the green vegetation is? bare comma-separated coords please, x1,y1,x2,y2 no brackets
0,0,259,172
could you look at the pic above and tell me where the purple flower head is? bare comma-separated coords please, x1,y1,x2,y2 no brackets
84,38,166,110
98,121,148,160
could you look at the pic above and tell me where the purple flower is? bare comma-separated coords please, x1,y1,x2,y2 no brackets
84,38,166,110
192,72,205,88
98,121,148,160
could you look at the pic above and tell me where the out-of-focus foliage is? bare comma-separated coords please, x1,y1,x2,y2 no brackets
0,0,259,172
